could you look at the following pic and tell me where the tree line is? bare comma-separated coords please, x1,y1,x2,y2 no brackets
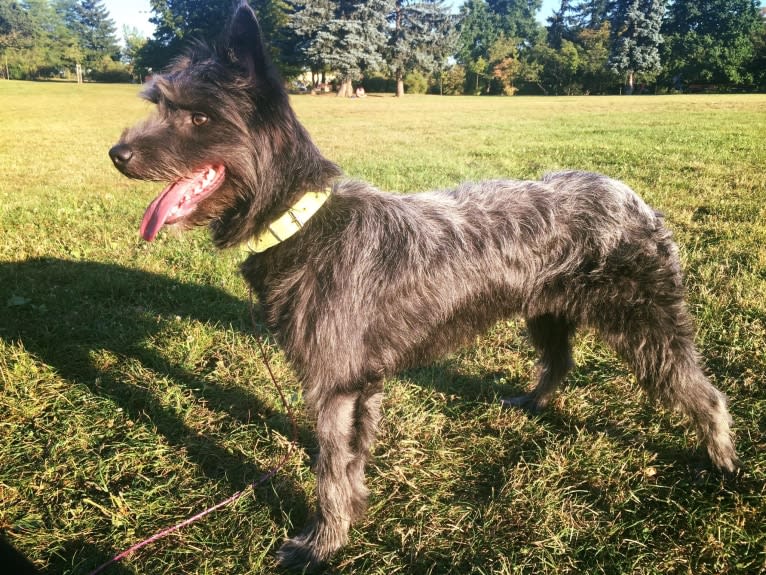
1,0,764,94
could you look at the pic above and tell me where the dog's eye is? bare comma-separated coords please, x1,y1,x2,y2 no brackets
191,112,209,126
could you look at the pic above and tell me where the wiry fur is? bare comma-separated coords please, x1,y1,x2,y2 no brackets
109,3,739,571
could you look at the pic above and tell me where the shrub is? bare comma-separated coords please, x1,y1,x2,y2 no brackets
404,71,428,94
89,57,133,83
439,65,466,95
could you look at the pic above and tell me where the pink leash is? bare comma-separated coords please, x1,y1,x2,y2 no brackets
87,289,298,574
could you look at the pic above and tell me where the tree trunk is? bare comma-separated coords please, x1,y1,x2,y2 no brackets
625,71,635,95
396,70,404,97
337,78,353,98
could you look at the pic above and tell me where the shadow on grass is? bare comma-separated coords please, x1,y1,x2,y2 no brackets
0,257,309,478
2,257,754,574
0,257,311,573
404,354,740,488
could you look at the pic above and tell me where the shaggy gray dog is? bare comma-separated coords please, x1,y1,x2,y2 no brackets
109,2,739,570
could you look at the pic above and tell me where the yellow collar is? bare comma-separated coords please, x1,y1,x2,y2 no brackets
245,188,332,253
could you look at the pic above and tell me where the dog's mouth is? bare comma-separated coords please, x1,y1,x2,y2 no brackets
140,165,226,241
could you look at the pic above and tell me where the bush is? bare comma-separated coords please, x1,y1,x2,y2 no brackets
89,57,133,83
439,65,466,95
404,71,428,94
362,75,395,93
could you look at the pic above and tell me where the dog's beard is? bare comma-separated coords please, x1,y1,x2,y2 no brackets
140,165,226,241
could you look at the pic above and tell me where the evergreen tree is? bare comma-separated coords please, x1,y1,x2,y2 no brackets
608,0,664,93
570,0,611,29
387,0,456,96
73,0,119,65
546,0,575,49
330,0,393,96
52,0,84,72
290,0,337,84
486,0,543,42
292,0,393,96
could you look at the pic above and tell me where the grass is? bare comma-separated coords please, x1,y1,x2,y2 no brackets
0,80,765,575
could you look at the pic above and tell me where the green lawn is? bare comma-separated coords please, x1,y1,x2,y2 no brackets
1,80,765,575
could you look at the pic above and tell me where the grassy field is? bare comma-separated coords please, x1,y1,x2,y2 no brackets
0,80,765,575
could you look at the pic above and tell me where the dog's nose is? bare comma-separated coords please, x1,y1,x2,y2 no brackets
109,144,134,167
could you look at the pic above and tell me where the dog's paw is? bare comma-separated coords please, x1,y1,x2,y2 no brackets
276,521,346,573
276,535,324,573
707,446,742,477
500,393,549,414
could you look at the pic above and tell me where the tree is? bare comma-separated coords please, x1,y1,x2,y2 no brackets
749,14,766,89
662,0,762,87
459,0,547,95
532,37,581,94
123,25,148,80
575,21,612,93
139,0,231,71
387,0,456,97
570,0,611,29
0,0,33,78
486,0,543,42
14,0,61,77
140,0,296,75
457,0,502,93
290,0,337,84
255,0,299,75
52,0,126,80
292,0,393,96
75,0,119,63
330,0,393,96
609,0,665,93
544,0,613,93
1,0,101,79
439,63,466,94
546,0,575,49
488,34,522,94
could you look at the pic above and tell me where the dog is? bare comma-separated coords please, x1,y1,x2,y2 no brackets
109,2,740,570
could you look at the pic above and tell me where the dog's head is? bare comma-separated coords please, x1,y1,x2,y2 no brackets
109,2,334,247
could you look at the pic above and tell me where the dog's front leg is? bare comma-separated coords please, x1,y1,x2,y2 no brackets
278,383,384,571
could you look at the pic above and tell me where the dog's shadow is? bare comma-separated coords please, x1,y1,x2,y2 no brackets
400,350,718,490
0,257,313,572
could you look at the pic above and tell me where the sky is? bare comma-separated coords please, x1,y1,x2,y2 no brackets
102,0,562,41
103,0,154,38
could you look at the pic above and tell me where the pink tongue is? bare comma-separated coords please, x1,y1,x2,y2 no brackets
139,180,185,241
139,166,223,241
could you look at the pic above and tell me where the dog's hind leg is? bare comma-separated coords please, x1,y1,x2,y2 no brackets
503,314,575,412
596,297,740,474
277,382,384,571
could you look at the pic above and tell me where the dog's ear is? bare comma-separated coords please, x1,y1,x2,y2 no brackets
226,1,278,85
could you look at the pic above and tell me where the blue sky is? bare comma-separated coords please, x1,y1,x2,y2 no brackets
103,0,562,40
